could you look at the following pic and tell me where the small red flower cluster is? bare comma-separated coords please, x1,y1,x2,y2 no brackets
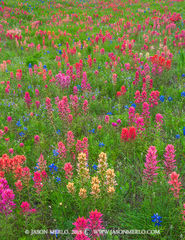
170,13,182,22
116,85,126,97
121,126,137,142
150,55,171,70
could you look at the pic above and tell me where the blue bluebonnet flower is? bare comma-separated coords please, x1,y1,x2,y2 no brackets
56,177,61,183
23,127,28,131
28,63,32,68
53,149,59,157
175,134,180,139
168,97,173,101
183,127,185,136
152,213,162,227
160,95,165,102
98,66,101,69
107,112,112,115
182,74,185,77
21,47,23,50
89,129,95,133
19,132,25,137
77,85,81,90
16,121,22,127
181,91,185,97
49,163,58,174
99,142,105,147
56,129,61,135
59,50,62,55
124,105,129,109
58,44,62,47
92,164,98,171
131,103,136,108
28,85,32,89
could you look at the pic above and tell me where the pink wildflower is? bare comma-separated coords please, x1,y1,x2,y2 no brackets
155,113,163,129
21,201,36,215
34,135,40,144
105,115,109,124
15,180,23,192
149,91,159,108
128,107,135,125
168,171,182,198
135,116,145,135
20,201,30,213
143,146,159,185
33,171,43,194
37,153,47,172
35,100,40,109
134,90,141,103
82,100,88,115
35,89,40,97
67,131,75,148
73,217,90,240
142,102,150,122
64,163,73,180
58,96,71,122
56,72,71,89
164,145,176,177
58,142,67,159
24,92,32,108
7,116,12,122
9,148,14,154
0,178,16,216
88,210,104,238
19,143,24,147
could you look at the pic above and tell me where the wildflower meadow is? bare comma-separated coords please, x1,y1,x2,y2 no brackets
0,0,185,239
